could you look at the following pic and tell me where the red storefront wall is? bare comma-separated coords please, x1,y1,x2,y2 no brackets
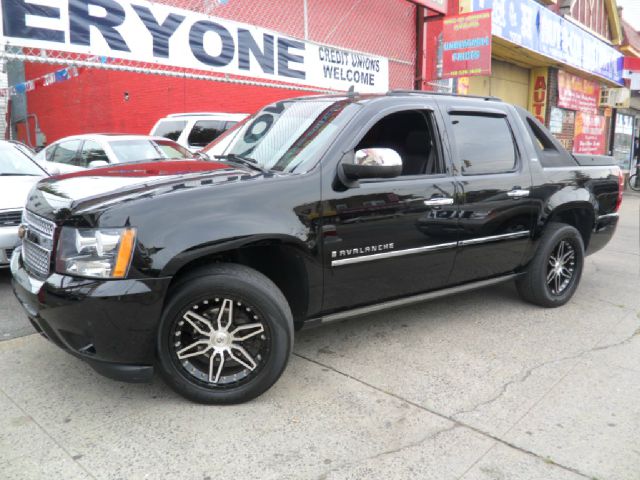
20,0,417,145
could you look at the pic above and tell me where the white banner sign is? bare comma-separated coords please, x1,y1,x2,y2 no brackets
0,0,390,93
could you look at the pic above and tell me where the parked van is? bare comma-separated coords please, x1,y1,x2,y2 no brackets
150,113,249,152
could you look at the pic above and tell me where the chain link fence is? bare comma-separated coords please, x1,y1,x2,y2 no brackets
1,0,417,143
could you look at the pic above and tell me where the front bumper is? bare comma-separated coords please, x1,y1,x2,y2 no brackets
10,249,172,383
586,213,619,256
0,225,20,265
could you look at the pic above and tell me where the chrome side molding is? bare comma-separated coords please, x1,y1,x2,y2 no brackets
331,231,530,267
458,230,530,246
332,242,457,266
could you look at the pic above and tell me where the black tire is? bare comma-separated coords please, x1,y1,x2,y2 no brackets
157,263,293,404
629,174,640,192
516,223,584,308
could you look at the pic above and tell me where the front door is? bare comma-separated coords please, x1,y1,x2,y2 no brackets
440,103,536,284
321,104,459,312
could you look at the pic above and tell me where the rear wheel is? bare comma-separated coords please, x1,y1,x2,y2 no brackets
629,174,640,192
516,223,584,308
157,264,293,404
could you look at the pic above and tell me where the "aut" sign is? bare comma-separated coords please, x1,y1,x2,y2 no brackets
529,68,549,124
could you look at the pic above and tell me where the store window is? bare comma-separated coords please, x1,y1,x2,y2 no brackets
613,114,634,171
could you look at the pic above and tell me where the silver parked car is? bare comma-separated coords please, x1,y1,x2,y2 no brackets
34,134,193,174
0,140,48,266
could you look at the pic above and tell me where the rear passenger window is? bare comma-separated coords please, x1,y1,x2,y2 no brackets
153,120,187,141
188,120,227,147
526,118,556,152
451,114,517,175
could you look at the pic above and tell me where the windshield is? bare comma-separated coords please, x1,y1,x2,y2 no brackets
0,143,45,176
109,139,193,163
201,99,356,173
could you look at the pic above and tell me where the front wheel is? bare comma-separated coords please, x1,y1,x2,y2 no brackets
516,223,584,308
629,174,640,192
157,264,293,404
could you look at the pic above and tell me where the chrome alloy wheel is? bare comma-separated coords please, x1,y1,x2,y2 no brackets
170,297,270,388
546,240,576,295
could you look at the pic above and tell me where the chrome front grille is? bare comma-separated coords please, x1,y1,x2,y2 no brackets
22,211,56,278
23,210,56,237
0,209,22,227
23,240,50,277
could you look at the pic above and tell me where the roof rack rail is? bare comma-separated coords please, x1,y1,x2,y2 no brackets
386,89,502,101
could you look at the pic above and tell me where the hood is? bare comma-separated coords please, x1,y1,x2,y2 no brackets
0,175,45,210
28,160,261,219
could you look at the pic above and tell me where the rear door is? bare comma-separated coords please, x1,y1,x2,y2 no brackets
441,103,535,283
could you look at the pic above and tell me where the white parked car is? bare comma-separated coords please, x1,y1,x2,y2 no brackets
0,140,48,266
34,134,193,174
150,113,248,152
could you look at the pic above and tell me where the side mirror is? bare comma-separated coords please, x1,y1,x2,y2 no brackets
88,160,109,168
194,151,210,161
45,164,60,176
342,148,402,181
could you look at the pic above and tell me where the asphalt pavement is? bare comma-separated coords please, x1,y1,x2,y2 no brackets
0,195,638,480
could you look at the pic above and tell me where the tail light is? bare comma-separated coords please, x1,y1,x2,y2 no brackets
615,168,624,212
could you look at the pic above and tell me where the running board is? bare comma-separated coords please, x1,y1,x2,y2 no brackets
303,273,521,329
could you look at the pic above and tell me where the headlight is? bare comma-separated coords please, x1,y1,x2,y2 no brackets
55,227,136,279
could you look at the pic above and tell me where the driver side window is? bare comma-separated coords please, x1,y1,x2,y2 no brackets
355,110,443,176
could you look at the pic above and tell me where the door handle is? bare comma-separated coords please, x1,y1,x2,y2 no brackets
506,189,530,198
424,197,454,206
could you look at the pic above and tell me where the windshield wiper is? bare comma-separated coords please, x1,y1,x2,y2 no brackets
214,154,270,174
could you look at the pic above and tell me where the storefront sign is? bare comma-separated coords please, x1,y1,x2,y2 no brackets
457,76,470,95
528,67,548,124
573,112,606,155
557,71,600,115
0,0,390,93
549,107,563,134
409,0,447,15
442,10,492,78
466,0,623,85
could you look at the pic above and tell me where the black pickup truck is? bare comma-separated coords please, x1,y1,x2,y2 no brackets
11,91,623,404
